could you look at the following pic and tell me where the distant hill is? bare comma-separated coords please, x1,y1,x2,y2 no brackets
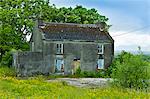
115,50,150,56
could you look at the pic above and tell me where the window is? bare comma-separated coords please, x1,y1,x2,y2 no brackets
56,44,63,54
97,44,104,54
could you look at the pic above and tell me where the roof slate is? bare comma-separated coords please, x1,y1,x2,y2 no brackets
38,22,112,42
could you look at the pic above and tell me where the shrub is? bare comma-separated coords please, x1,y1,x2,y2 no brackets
75,67,81,76
0,51,13,67
96,70,108,78
74,67,110,78
0,49,17,67
81,71,96,77
112,51,150,90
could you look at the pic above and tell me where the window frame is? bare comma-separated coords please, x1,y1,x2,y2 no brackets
97,44,104,54
56,43,64,54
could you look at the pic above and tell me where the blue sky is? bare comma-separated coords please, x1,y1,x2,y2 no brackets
51,0,150,52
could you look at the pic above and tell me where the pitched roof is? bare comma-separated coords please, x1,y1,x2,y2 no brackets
37,22,113,42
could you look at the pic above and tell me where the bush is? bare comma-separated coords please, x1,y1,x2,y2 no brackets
112,51,150,90
74,67,110,78
75,67,81,76
0,51,13,67
0,49,17,67
0,66,16,77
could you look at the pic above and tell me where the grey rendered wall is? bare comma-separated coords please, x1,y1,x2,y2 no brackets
64,43,82,74
13,52,48,76
81,44,97,71
42,41,55,73
104,43,114,68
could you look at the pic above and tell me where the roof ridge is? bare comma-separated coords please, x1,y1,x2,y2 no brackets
42,22,102,28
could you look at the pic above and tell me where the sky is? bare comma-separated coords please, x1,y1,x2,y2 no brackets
51,0,150,52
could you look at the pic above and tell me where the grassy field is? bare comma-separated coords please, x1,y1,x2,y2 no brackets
0,77,149,99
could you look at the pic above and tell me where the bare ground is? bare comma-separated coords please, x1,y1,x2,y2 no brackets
47,78,112,87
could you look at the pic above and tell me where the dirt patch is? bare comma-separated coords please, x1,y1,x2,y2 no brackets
47,78,112,87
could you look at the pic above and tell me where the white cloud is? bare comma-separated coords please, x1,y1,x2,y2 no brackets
110,31,150,51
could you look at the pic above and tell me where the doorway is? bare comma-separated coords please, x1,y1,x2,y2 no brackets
55,59,64,73
72,58,80,74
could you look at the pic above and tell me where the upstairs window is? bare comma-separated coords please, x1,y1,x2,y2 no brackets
56,44,64,54
97,44,104,54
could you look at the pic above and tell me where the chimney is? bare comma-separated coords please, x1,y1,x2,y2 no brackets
38,19,44,26
33,18,44,28
95,22,107,31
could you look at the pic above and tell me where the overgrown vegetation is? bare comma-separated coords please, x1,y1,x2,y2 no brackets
74,67,110,78
0,67,16,77
111,51,150,90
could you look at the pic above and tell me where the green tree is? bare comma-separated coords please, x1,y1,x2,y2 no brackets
112,51,150,90
0,0,50,61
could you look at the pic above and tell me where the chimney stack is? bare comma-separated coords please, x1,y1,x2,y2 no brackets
95,22,107,30
38,19,44,26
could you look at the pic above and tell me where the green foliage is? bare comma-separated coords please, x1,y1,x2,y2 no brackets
0,49,18,67
142,55,150,62
61,81,68,86
0,51,12,67
112,51,150,90
1,0,45,61
75,67,81,76
0,67,16,77
50,5,109,24
74,68,110,78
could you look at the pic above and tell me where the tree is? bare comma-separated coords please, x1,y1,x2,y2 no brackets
112,51,149,90
0,0,51,61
